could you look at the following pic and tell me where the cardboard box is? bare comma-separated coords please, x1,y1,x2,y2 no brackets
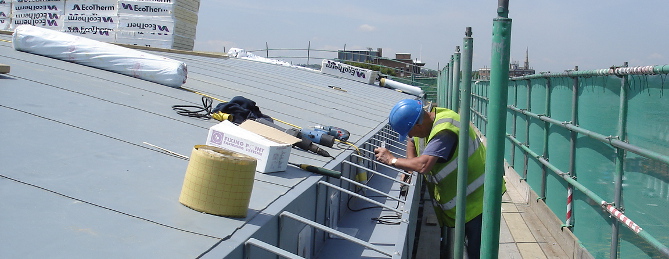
206,120,299,173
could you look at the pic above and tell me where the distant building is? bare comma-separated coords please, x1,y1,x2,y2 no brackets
478,48,535,80
377,53,425,77
338,48,425,77
337,48,382,63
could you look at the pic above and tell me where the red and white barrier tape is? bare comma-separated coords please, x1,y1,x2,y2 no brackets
566,187,573,226
602,201,643,234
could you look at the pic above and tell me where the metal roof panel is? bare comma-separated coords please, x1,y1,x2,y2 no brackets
0,31,414,258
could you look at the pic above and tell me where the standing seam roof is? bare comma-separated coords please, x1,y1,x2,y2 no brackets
0,31,414,258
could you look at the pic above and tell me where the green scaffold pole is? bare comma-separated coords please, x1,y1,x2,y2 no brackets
454,27,474,259
451,48,461,111
481,1,511,258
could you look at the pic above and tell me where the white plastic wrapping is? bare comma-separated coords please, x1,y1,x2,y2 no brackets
227,47,293,66
227,48,318,71
380,78,424,97
12,25,187,87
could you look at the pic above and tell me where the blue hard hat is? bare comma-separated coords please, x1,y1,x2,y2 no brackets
389,99,423,142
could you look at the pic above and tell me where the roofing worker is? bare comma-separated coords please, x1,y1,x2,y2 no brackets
374,99,502,259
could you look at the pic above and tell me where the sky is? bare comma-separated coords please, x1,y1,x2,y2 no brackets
193,1,668,73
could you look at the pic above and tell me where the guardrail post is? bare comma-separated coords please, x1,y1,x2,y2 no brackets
540,78,551,201
481,0,511,258
511,81,518,170
307,41,311,65
610,62,629,259
566,66,579,229
449,55,455,109
451,47,462,111
454,27,474,259
524,79,531,183
439,65,450,108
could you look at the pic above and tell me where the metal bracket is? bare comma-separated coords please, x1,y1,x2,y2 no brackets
601,202,615,211
606,135,620,141
560,224,573,230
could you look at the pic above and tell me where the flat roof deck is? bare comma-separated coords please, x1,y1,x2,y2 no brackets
0,30,414,258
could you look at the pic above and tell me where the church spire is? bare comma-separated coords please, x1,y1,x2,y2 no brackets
524,47,530,69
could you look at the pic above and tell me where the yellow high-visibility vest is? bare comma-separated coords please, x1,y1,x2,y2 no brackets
414,107,492,227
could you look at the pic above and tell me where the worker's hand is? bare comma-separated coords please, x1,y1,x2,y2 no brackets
373,147,395,165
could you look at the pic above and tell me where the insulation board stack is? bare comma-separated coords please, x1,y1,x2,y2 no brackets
115,0,199,50
0,0,11,30
8,0,65,31
63,0,118,42
5,0,199,51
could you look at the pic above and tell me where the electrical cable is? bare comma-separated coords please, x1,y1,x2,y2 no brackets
180,86,301,128
372,215,402,225
171,96,214,120
336,140,361,155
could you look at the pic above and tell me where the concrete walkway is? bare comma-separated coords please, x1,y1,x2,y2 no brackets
414,167,571,259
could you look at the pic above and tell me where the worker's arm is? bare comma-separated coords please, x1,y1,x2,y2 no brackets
374,146,439,174
374,131,456,174
406,139,417,159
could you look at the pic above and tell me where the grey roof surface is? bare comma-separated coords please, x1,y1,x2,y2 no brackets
0,31,412,258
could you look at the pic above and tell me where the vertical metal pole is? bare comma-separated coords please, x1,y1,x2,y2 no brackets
449,56,455,109
440,63,451,108
524,80,531,183
441,227,455,259
511,81,518,170
454,27,474,259
438,70,443,106
443,65,450,108
610,62,629,259
307,41,311,65
266,42,269,58
481,0,511,258
475,82,481,128
566,66,579,229
541,78,551,201
443,68,447,107
451,47,462,111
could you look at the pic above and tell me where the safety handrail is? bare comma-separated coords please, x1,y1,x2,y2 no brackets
512,64,669,79
280,211,395,257
506,105,669,165
244,238,304,259
506,134,669,258
475,67,669,258
241,46,439,83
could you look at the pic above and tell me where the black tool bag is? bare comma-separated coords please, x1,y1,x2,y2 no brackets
212,96,273,124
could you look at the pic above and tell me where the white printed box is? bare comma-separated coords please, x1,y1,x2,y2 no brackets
206,120,299,173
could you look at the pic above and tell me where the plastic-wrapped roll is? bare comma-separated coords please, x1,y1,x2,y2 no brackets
179,145,257,218
12,25,187,88
380,78,425,97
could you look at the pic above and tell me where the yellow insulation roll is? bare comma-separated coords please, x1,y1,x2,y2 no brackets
179,145,257,217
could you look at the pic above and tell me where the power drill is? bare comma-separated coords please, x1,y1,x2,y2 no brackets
285,128,332,157
253,118,332,158
300,128,335,147
314,125,350,141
